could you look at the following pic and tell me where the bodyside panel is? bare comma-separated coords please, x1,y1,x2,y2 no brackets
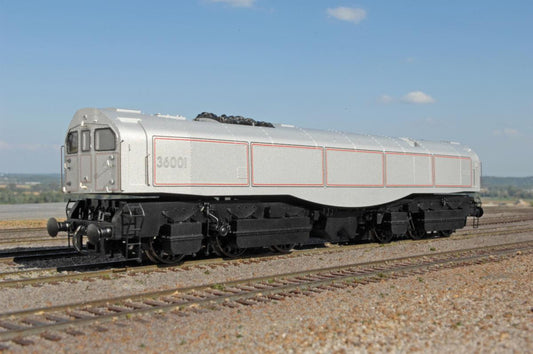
153,137,249,186
326,148,384,187
386,153,433,187
251,143,323,186
434,155,472,187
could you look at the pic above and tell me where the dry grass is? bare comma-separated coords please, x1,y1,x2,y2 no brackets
0,219,55,229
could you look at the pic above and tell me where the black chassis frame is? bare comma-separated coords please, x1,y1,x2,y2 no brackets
61,193,483,260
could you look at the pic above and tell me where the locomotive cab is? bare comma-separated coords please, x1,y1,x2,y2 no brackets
64,125,120,194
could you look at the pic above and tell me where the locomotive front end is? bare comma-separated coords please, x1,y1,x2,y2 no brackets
47,108,125,254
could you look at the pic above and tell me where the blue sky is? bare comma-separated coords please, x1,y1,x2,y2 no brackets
1,0,532,176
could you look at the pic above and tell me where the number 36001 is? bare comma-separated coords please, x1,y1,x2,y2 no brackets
156,156,187,168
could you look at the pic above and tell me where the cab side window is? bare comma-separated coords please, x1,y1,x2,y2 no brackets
94,128,116,151
66,131,78,154
81,130,91,152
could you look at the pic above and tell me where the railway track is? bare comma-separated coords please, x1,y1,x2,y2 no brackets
0,237,67,247
0,251,264,289
465,214,533,227
0,247,80,264
0,240,530,347
0,213,530,251
0,213,529,249
0,212,531,238
0,227,46,235
1,224,533,288
0,259,134,282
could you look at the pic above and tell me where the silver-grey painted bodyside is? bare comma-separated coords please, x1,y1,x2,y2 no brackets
63,108,482,208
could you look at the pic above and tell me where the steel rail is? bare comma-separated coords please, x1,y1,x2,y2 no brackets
0,212,529,234
0,260,134,282
0,213,530,237
0,214,530,248
0,237,67,246
0,247,75,258
0,228,46,235
0,247,79,264
0,240,530,345
1,226,532,288
0,214,529,245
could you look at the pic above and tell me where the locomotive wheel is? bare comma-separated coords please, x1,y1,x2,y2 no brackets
214,236,246,258
370,228,393,244
269,244,296,254
408,228,426,240
145,237,185,265
439,230,453,238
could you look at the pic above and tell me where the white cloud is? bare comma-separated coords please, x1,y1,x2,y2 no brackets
0,140,11,150
401,91,436,104
326,7,367,24
377,94,394,104
504,128,519,136
493,128,520,137
377,92,436,105
421,117,437,125
209,0,255,7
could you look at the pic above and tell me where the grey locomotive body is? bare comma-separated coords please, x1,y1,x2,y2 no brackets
48,108,483,263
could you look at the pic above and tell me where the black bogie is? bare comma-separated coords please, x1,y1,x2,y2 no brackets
51,193,482,263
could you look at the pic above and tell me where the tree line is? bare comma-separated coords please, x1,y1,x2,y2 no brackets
0,183,66,204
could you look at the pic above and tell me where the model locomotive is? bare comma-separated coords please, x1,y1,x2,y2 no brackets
47,108,483,263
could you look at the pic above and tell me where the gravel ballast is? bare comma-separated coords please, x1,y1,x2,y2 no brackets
1,232,532,314
11,252,532,353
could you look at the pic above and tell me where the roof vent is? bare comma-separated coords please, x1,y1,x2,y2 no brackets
400,137,420,147
154,113,186,120
115,108,142,114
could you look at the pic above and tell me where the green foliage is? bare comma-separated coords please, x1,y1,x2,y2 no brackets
0,173,66,204
481,185,533,199
482,176,533,189
481,176,533,200
211,284,225,291
480,176,533,200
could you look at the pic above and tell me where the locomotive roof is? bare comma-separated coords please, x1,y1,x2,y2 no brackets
69,107,476,158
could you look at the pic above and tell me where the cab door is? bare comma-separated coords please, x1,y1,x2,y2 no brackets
64,130,79,193
94,127,120,192
78,129,93,191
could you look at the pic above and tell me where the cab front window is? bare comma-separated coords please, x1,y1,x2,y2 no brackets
66,131,78,154
81,130,91,152
94,128,116,151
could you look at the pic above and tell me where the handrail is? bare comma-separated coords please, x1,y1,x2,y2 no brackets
60,145,65,189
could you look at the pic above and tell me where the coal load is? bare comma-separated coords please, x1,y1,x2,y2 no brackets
194,112,274,128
